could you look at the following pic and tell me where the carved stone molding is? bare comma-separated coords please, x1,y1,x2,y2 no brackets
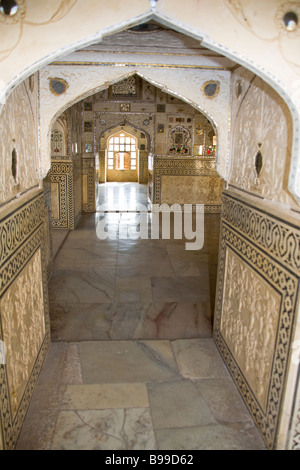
221,192,300,275
214,191,300,449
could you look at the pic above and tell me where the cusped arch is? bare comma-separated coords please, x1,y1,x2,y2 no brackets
45,70,221,175
100,120,152,153
24,9,298,203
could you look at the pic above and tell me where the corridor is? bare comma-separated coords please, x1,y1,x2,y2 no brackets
16,183,266,450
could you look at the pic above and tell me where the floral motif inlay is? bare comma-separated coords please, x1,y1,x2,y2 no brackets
220,248,281,408
1,249,45,418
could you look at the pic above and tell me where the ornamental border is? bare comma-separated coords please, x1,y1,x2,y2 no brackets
0,194,44,265
221,192,300,274
82,157,96,213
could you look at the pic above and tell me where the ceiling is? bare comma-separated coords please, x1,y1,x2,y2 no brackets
52,21,237,71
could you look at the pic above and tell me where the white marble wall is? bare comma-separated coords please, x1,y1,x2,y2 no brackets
229,67,297,211
0,74,39,205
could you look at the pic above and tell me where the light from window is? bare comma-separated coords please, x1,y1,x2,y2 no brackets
107,132,137,170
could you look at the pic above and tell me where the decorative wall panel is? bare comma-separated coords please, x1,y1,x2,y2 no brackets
99,151,106,184
288,372,300,450
43,172,54,280
214,190,300,449
221,248,281,409
50,162,70,229
230,67,298,210
82,156,97,212
160,175,223,208
0,190,50,449
51,182,60,220
139,151,149,184
0,75,39,206
1,249,45,419
151,156,222,212
50,158,82,229
73,154,82,226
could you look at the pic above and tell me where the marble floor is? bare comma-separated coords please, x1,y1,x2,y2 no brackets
16,183,266,450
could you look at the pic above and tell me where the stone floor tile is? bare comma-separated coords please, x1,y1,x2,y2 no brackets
116,253,174,277
50,301,212,342
51,408,156,450
49,268,115,304
171,338,230,379
112,301,212,340
169,259,202,277
155,423,266,450
62,383,149,410
147,380,216,429
16,385,66,450
194,378,254,423
53,245,117,269
37,342,82,386
50,303,115,341
151,277,209,302
114,277,152,302
79,340,179,384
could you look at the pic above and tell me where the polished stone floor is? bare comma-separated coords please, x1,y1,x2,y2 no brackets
16,183,266,450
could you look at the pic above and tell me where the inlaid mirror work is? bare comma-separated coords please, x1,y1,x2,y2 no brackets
193,115,217,157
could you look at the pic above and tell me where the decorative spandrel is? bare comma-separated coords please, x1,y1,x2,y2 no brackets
194,115,216,157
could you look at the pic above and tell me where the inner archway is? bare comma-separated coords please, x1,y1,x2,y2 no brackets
106,131,138,182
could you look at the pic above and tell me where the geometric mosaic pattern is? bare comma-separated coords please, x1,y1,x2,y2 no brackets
213,191,300,449
51,161,74,229
50,155,82,230
82,156,96,213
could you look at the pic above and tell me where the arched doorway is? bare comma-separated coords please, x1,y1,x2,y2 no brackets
0,4,299,451
106,131,138,182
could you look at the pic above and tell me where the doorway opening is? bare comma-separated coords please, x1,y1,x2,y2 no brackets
106,131,138,182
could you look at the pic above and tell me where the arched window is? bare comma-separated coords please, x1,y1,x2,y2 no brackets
107,132,137,170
